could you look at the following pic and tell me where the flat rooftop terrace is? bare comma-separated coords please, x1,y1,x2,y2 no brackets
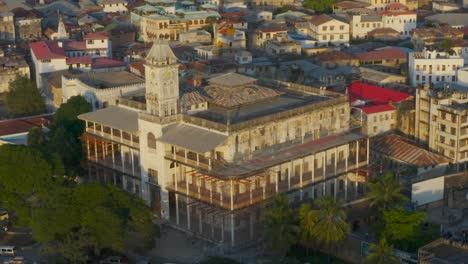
191,91,329,124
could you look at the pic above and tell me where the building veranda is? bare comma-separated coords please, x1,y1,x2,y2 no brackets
78,42,371,251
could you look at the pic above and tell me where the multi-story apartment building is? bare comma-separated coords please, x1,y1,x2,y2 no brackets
78,43,370,250
347,9,382,39
131,1,220,43
378,3,416,39
0,52,30,93
408,49,465,87
415,84,468,166
0,12,15,42
97,0,128,14
309,14,350,46
252,25,288,49
411,27,464,51
12,8,42,41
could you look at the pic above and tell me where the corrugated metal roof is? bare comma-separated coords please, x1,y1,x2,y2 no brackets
372,134,450,167
158,123,227,153
78,106,139,133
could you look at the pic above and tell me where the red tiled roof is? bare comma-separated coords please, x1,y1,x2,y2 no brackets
310,14,334,26
84,32,110,40
316,51,356,61
385,3,407,10
92,57,126,68
334,0,370,9
359,104,395,114
258,26,287,33
368,27,399,36
63,41,86,51
30,41,66,60
349,81,411,104
461,26,468,36
66,56,93,65
356,48,407,61
378,10,416,16
0,115,52,137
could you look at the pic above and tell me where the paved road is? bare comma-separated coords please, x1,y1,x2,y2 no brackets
0,231,40,264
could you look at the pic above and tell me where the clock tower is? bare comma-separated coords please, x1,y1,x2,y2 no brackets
144,42,179,117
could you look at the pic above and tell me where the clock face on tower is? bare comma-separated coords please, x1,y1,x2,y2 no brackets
164,70,173,79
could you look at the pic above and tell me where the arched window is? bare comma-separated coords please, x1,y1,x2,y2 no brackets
148,133,156,149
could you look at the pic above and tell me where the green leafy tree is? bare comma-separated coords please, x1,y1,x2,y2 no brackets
53,96,92,125
47,96,92,173
298,202,318,255
367,172,408,211
5,75,46,116
439,39,454,55
305,196,350,262
263,195,298,257
0,145,54,226
364,238,399,264
381,207,427,243
304,0,337,13
27,127,46,148
274,5,291,15
31,184,157,260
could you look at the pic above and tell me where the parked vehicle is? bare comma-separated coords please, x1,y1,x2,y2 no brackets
99,256,127,264
3,256,25,264
0,246,16,256
0,210,8,221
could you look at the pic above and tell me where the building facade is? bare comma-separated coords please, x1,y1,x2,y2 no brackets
78,43,370,250
408,49,465,87
0,12,15,42
415,84,468,166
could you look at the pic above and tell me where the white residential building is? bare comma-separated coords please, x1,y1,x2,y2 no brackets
408,49,465,87
309,14,349,46
62,71,144,110
97,0,128,14
344,10,382,39
379,9,416,39
30,41,68,89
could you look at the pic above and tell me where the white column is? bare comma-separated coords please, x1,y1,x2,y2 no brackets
94,141,98,161
176,194,180,225
86,140,91,160
334,147,338,176
187,201,191,230
288,161,292,191
311,155,315,199
131,149,135,176
230,213,235,248
345,146,349,201
300,158,304,200
334,178,337,201
111,143,115,169
275,169,278,193
199,211,203,234
356,141,359,198
366,137,370,165
230,179,234,211
323,154,326,195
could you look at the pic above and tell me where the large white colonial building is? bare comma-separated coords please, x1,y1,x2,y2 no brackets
78,43,370,250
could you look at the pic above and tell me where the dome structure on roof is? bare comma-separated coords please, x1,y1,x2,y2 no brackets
145,41,178,66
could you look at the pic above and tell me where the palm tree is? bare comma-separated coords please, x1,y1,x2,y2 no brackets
298,202,318,256
301,196,350,263
367,172,408,211
364,238,400,264
263,195,298,258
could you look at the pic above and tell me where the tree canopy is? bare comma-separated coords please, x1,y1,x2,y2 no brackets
367,172,408,211
263,195,298,256
304,0,336,13
364,238,399,264
0,145,54,226
31,184,157,261
5,75,46,116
